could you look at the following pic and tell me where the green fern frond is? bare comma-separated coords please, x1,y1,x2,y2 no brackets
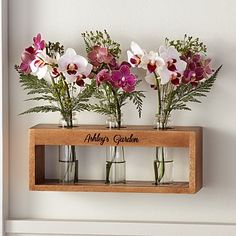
20,105,61,115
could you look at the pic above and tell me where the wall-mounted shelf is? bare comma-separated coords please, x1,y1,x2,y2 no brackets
29,124,202,194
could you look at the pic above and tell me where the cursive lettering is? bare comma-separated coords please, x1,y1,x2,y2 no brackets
113,134,139,145
84,133,109,145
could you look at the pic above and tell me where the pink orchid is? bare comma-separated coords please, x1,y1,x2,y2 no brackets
88,46,113,67
96,69,111,86
19,50,35,74
33,33,45,51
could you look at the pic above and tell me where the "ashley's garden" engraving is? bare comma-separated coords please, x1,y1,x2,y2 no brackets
84,133,139,145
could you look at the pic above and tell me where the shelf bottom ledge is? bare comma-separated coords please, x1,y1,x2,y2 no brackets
30,179,191,193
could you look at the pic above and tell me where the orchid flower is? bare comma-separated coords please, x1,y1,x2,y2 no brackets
110,65,137,93
58,48,92,83
182,54,213,86
96,69,110,86
141,51,165,85
88,46,113,67
157,46,187,85
19,48,36,74
33,33,46,51
127,41,145,67
30,50,49,79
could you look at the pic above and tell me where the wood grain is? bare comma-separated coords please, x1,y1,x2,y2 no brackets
31,179,190,193
29,124,203,193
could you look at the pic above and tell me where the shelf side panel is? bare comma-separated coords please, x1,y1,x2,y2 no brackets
188,129,203,193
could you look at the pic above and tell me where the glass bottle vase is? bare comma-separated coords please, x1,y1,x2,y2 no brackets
153,114,173,184
105,115,126,184
59,145,78,183
154,147,173,184
58,113,78,183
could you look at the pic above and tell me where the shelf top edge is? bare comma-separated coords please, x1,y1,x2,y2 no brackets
29,124,202,132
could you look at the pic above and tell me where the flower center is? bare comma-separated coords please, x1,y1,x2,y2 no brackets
147,61,157,73
167,58,177,71
130,56,141,65
67,63,78,75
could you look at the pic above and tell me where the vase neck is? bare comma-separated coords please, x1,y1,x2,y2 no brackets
59,112,78,128
106,114,123,129
155,113,171,130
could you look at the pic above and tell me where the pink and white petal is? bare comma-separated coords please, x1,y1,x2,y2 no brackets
83,63,93,77
58,56,71,72
65,48,77,57
145,73,157,86
156,57,165,67
159,45,166,55
159,68,171,84
167,46,180,59
65,74,76,83
127,50,135,66
83,77,92,85
30,60,38,73
176,60,187,73
73,55,88,71
36,66,48,79
130,41,144,56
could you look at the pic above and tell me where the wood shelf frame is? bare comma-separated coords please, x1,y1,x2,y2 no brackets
29,124,202,194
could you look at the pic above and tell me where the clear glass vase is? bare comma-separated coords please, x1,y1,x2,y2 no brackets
105,115,126,184
59,145,78,183
153,114,173,185
154,147,173,184
106,146,126,183
58,113,78,183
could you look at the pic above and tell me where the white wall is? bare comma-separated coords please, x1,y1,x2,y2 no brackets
8,0,236,234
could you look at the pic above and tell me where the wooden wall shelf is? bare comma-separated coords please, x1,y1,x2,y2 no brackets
29,124,202,194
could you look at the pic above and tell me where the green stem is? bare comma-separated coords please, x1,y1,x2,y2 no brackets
106,88,121,183
61,73,73,128
111,87,121,128
154,72,164,129
51,77,67,118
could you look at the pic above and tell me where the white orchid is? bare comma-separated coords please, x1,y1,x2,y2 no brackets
30,50,49,80
58,48,92,83
141,51,165,85
157,46,187,85
127,41,145,67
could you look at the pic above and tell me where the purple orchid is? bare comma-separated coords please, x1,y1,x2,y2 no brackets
110,65,137,92
182,54,213,86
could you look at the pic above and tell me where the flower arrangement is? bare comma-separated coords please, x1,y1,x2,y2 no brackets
82,31,145,183
15,32,221,185
15,33,96,183
128,35,221,184
128,35,221,129
15,33,94,128
82,30,145,128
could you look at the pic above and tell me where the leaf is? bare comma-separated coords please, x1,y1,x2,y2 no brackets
20,105,61,115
